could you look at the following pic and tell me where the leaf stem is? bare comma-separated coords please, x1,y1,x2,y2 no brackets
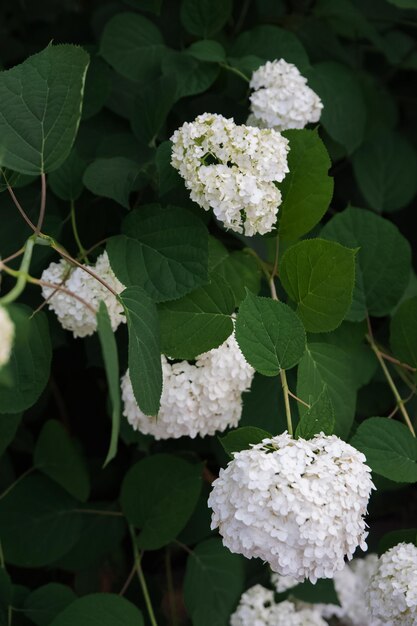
129,525,159,626
36,173,47,233
220,63,250,83
366,318,416,437
27,276,97,314
70,200,89,263
6,182,37,232
52,244,118,296
0,237,35,305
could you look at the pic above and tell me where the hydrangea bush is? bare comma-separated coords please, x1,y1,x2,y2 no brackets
1,1,417,625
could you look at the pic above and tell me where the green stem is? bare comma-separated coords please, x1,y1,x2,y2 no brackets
70,200,89,263
367,331,416,437
280,369,293,436
0,237,35,305
129,526,158,626
220,63,250,83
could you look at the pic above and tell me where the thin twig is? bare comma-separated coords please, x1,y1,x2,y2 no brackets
1,247,25,264
7,184,37,232
378,349,416,373
36,173,47,233
288,389,310,409
53,245,118,296
165,548,178,626
119,563,137,596
129,526,159,626
28,276,97,314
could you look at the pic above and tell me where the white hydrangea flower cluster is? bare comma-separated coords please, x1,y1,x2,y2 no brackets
41,251,125,338
0,306,14,368
121,332,254,439
230,585,327,626
366,542,417,626
208,433,374,583
333,554,382,626
170,112,289,236
248,59,323,131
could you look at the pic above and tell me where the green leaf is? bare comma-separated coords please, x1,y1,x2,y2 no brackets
48,148,87,202
0,44,89,174
131,75,177,145
280,238,356,333
23,584,76,626
235,292,306,376
390,296,417,369
297,343,356,439
34,421,90,502
100,13,166,83
180,0,232,37
121,454,202,550
351,417,417,483
379,529,417,556
307,62,366,153
0,474,83,567
0,413,22,457
120,286,162,416
83,157,139,209
352,131,417,212
278,129,333,241
162,51,219,99
216,251,261,306
0,306,51,414
82,56,111,121
96,302,121,467
219,426,271,458
321,206,412,320
159,274,235,359
230,25,309,70
49,594,144,626
184,538,245,626
295,386,335,439
188,40,226,63
107,204,209,303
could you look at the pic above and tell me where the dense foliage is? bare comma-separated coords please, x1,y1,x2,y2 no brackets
1,0,417,624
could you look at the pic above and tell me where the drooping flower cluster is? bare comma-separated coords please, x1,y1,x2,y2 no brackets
333,554,382,626
230,585,327,626
366,543,417,626
248,59,323,131
170,112,289,236
41,251,125,338
0,306,14,368
121,332,254,439
208,433,374,583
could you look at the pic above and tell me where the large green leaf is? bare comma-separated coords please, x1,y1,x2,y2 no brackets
100,12,166,83
120,287,162,416
280,238,356,332
352,131,417,212
321,206,412,320
97,302,121,467
23,584,76,626
48,148,87,202
235,292,306,376
50,594,144,626
351,417,417,483
230,25,309,70
121,454,202,549
307,61,366,153
131,75,177,145
34,420,90,502
297,343,356,439
390,296,417,369
0,306,51,414
180,0,232,37
278,129,333,241
162,51,219,99
184,539,245,626
83,157,140,209
107,204,209,303
158,274,235,359
0,474,83,567
0,44,89,174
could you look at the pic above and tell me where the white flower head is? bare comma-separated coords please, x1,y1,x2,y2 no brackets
208,433,375,583
333,554,383,625
170,112,289,236
41,251,125,338
0,306,14,368
230,585,327,626
248,59,323,131
366,542,417,626
122,332,254,439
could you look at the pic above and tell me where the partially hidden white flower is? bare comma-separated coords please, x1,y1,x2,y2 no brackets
41,251,125,338
0,306,14,368
366,542,417,626
230,585,327,626
248,59,323,131
208,433,375,584
122,332,254,439
333,554,383,626
170,112,289,236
